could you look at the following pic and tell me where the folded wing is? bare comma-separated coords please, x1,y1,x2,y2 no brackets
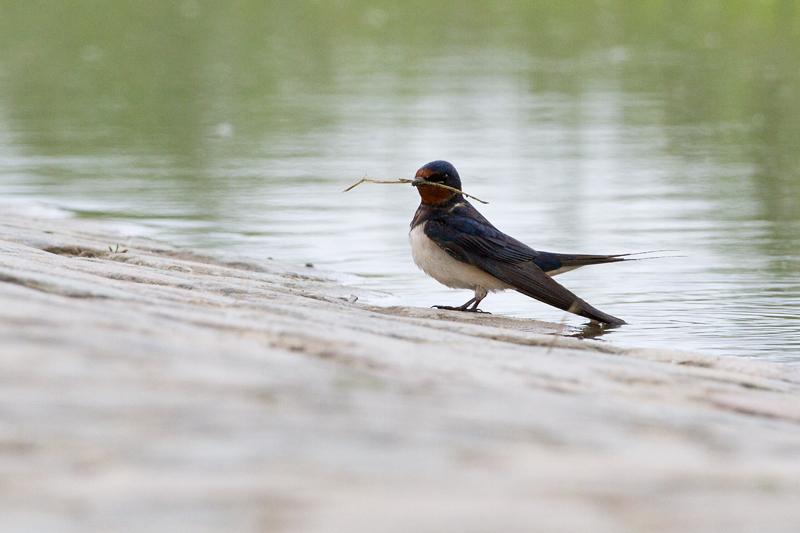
423,211,626,325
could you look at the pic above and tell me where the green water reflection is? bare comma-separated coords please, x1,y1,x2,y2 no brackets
1,1,799,358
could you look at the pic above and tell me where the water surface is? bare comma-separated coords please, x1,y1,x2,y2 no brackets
1,1,799,360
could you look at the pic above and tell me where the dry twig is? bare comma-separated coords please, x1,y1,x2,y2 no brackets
343,177,489,204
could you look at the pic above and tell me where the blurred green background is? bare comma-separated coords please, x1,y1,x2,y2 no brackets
1,0,799,358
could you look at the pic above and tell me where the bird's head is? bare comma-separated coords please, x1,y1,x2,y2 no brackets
413,160,462,205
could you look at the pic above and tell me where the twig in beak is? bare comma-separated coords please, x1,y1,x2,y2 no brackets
343,177,489,204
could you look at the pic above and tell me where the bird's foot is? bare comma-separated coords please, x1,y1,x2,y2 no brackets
432,305,491,314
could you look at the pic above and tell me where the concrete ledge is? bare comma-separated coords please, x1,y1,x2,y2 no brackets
1,214,799,533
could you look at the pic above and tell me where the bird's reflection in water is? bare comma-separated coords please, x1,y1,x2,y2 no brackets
566,320,622,340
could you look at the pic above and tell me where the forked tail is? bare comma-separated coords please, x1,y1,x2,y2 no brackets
552,250,679,269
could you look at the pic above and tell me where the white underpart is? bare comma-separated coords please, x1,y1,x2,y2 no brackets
409,224,511,299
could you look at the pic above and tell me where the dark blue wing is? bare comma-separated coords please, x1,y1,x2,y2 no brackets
423,212,625,325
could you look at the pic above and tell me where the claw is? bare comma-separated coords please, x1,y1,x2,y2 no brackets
432,305,490,314
432,305,462,311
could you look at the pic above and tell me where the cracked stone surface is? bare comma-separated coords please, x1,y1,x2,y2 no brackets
1,213,799,533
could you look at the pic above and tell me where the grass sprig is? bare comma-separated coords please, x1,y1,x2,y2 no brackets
343,177,489,204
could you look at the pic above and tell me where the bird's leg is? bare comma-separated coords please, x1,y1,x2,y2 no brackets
433,297,476,312
432,288,490,314
466,287,490,313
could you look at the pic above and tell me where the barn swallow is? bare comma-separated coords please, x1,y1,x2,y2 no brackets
409,160,629,325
